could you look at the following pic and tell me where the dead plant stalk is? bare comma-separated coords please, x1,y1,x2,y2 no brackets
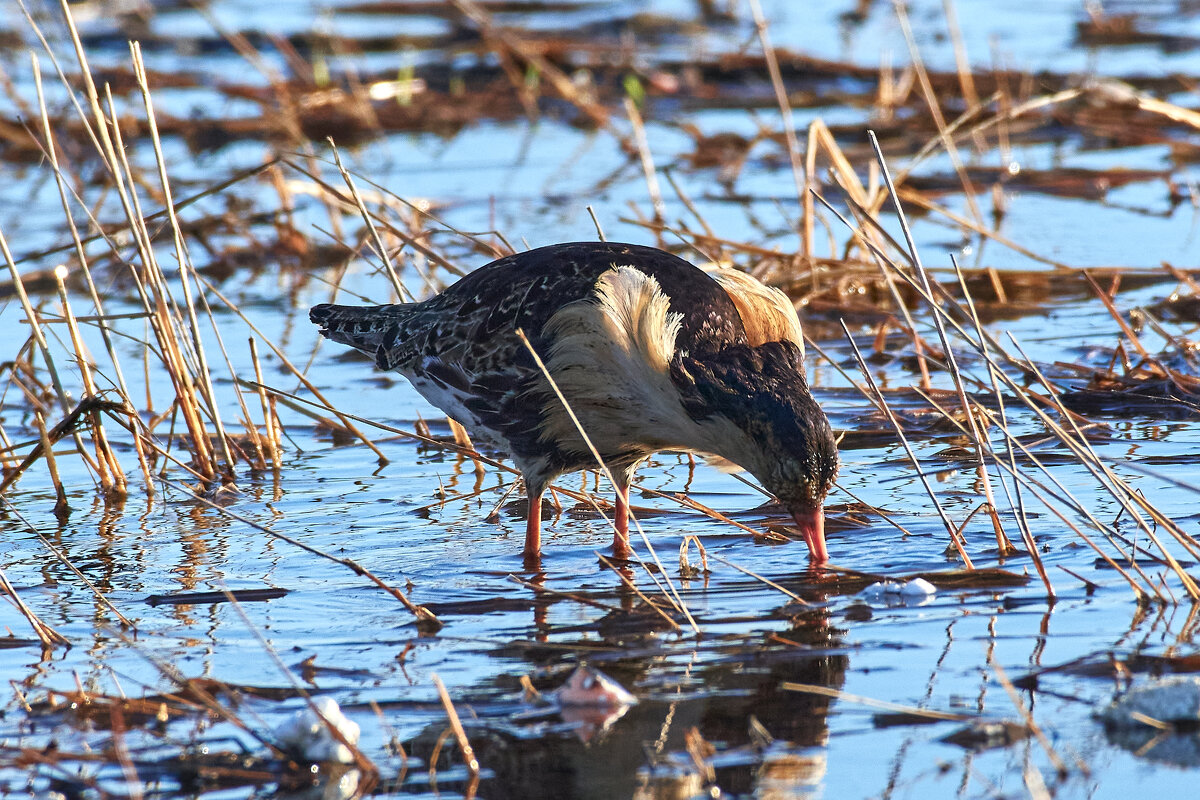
841,321,974,566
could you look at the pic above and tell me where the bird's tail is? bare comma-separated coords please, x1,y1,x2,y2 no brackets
309,303,413,360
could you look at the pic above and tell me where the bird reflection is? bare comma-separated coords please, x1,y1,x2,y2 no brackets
406,590,847,800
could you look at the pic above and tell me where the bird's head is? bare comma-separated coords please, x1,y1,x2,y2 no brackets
673,340,839,562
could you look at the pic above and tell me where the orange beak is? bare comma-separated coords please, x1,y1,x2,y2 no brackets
791,507,828,563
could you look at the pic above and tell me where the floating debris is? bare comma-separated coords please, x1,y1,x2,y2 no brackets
859,577,937,605
274,696,362,764
552,665,638,743
554,665,638,708
145,588,289,606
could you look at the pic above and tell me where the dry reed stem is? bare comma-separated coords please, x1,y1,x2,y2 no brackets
624,98,666,227
941,0,979,110
23,1,109,169
708,554,805,603
0,561,68,648
0,419,17,473
32,52,151,490
1082,270,1153,360
197,296,269,471
891,0,984,229
833,483,918,538
913,388,1052,593
951,256,1033,547
53,268,124,496
810,189,935,387
10,155,282,269
327,139,412,302
661,172,719,248
103,68,222,484
249,338,282,466
900,362,1155,599
678,535,709,577
935,381,1160,600
106,702,144,800
782,681,975,722
88,78,221,484
101,407,221,485
32,413,68,516
431,675,480,777
0,397,120,496
841,321,974,566
132,42,234,477
446,418,486,480
808,121,898,283
1006,338,1200,599
1056,565,1100,593
820,140,1185,594
586,205,607,242
869,129,951,394
747,0,808,255
978,430,1158,599
104,111,201,465
804,121,819,264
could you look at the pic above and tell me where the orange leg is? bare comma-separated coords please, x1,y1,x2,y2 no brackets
612,478,632,560
523,484,543,563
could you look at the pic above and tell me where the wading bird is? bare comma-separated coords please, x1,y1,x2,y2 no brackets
311,242,838,563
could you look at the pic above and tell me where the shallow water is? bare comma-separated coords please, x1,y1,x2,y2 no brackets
3,0,1200,797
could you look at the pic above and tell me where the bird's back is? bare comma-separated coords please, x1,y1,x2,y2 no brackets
310,242,748,376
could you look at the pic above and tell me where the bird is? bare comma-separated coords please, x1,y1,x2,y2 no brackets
310,241,839,564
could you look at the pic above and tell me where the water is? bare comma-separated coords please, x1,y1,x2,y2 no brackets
2,0,1200,797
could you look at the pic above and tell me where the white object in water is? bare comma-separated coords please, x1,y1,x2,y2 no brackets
901,577,937,597
274,696,361,764
554,665,637,708
860,578,937,603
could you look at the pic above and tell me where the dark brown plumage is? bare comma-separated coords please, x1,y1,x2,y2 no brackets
311,242,838,563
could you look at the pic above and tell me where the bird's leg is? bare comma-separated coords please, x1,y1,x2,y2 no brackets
523,480,545,565
612,468,634,560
